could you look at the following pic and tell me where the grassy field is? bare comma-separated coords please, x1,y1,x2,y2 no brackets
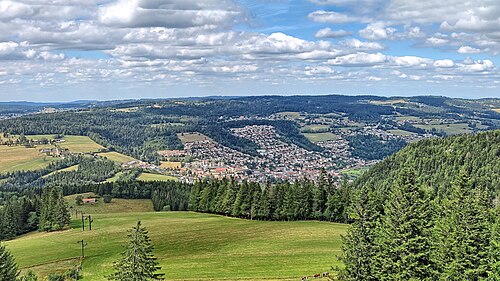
58,136,104,153
0,135,104,174
104,172,123,183
7,209,346,281
303,132,337,143
98,152,136,164
160,161,182,169
387,129,417,137
42,165,79,178
137,172,178,182
177,133,210,144
66,193,154,214
0,145,57,173
414,123,472,135
300,124,330,132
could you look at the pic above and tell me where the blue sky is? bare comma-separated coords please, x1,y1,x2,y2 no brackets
0,0,499,101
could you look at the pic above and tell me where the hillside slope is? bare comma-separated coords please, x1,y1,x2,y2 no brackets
353,130,500,196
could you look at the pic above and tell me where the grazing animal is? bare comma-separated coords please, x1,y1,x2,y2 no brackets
301,277,309,281
322,272,329,277
314,273,321,278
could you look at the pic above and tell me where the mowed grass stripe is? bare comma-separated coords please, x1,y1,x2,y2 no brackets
7,211,346,281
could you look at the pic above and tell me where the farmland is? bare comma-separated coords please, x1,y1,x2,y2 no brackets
0,135,104,174
97,151,136,164
0,145,57,173
177,132,210,144
137,172,179,182
6,208,347,281
303,132,338,143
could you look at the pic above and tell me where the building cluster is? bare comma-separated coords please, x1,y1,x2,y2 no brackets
167,125,358,182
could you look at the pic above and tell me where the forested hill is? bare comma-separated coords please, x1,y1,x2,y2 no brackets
353,130,500,197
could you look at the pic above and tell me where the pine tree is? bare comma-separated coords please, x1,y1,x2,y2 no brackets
488,204,500,280
375,169,435,281
339,188,380,281
108,221,164,281
433,172,492,280
0,243,19,281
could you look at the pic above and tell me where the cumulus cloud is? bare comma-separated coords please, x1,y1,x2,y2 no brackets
315,28,352,38
327,52,387,66
359,22,396,40
308,10,359,23
457,46,481,54
98,0,243,28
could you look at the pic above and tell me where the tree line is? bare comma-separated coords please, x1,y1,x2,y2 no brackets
0,187,69,240
340,170,499,280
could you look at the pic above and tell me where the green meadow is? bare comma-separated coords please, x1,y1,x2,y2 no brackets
6,199,347,281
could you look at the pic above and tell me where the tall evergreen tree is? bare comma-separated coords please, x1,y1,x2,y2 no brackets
339,188,380,281
488,204,500,280
108,221,163,281
0,244,19,281
375,169,435,281
433,173,492,280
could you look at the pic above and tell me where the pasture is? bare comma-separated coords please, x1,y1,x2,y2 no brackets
300,124,330,132
0,145,57,173
137,172,179,182
6,209,346,281
97,151,136,164
58,136,104,153
303,132,337,143
177,132,210,144
414,123,472,135
42,164,79,178
160,161,182,169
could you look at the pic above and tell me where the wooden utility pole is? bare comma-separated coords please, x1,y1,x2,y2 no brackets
87,215,93,230
77,240,87,259
81,213,85,231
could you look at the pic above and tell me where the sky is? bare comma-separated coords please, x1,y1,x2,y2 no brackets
0,0,499,102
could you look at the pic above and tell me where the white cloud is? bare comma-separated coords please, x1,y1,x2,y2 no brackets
98,0,243,28
457,46,481,54
308,10,359,23
359,22,396,40
340,38,385,51
315,28,352,38
327,52,387,66
433,59,454,68
458,59,494,72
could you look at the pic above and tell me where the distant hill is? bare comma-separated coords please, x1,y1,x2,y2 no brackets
353,130,500,197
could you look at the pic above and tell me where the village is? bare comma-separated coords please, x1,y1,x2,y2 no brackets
157,125,379,183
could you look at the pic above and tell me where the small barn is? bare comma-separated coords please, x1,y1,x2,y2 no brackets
82,198,97,204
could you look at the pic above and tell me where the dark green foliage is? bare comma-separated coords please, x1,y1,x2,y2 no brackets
48,273,65,281
375,170,435,280
103,194,112,203
346,134,406,161
341,131,500,281
489,205,500,279
339,189,380,281
0,243,18,281
433,173,492,280
0,196,39,240
19,270,38,281
108,221,164,281
353,130,500,201
75,195,83,205
39,187,70,232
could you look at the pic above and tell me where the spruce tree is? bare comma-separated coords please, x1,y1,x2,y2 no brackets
0,243,19,281
433,173,492,280
339,189,380,281
489,204,500,280
108,221,163,281
375,169,435,280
